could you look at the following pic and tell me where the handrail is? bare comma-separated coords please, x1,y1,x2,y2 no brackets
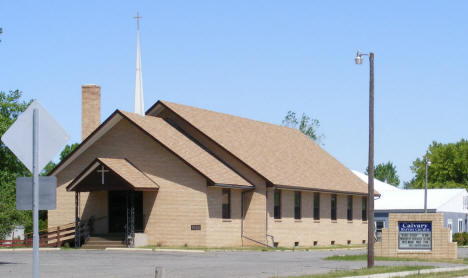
2,221,88,248
241,235,272,248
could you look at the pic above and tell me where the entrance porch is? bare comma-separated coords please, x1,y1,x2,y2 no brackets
66,157,159,247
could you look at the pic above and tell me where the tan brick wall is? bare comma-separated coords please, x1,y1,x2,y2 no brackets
375,213,457,259
82,191,108,234
159,109,268,246
243,184,267,246
81,85,101,141
205,187,242,247
50,119,208,246
267,189,367,247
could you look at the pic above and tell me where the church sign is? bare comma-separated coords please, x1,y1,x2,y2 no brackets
398,222,432,250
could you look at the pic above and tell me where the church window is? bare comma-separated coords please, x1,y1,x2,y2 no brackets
222,189,231,219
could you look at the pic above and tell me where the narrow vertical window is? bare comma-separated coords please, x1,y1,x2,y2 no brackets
362,197,367,221
347,195,353,221
222,188,231,219
294,191,301,220
313,193,320,220
274,189,281,219
331,194,337,221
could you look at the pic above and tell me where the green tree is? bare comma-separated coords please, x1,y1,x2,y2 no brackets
0,91,77,238
42,143,79,175
365,162,400,186
282,111,323,143
407,140,468,189
0,90,31,239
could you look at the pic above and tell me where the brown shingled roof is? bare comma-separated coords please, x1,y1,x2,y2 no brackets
158,101,370,195
120,111,253,188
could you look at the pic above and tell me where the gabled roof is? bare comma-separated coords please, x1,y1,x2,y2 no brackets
120,111,252,187
352,170,400,192
67,157,159,191
51,110,253,188
151,101,370,195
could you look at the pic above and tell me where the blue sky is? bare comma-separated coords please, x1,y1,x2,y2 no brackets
1,1,467,185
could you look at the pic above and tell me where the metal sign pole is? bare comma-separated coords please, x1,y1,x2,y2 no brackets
32,108,39,278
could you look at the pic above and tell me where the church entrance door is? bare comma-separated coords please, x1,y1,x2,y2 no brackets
108,191,127,233
108,191,144,234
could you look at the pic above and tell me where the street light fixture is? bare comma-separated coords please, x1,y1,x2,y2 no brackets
355,50,365,65
424,157,431,213
355,50,375,268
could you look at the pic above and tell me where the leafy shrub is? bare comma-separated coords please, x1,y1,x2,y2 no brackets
453,233,465,245
462,232,468,245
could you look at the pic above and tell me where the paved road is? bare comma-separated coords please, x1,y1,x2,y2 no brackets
0,248,466,278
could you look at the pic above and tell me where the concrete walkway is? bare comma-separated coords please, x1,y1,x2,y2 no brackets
343,266,468,278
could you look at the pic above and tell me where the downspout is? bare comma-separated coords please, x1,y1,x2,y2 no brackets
241,191,244,247
266,187,275,247
265,188,268,245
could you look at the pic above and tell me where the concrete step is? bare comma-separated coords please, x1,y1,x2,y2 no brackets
86,238,124,243
87,235,124,241
84,241,125,246
81,235,126,249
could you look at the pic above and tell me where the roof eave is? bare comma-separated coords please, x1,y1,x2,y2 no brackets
273,184,377,196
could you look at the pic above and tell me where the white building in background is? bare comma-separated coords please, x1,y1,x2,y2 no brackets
352,170,468,239
4,225,24,241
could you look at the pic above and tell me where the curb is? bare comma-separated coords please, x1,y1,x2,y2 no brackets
343,265,468,278
153,248,205,253
105,248,153,251
0,248,61,252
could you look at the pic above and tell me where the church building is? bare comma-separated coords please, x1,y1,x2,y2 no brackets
48,15,372,248
48,85,372,248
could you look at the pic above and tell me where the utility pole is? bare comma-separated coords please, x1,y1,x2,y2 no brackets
367,52,375,268
355,50,375,268
424,157,431,213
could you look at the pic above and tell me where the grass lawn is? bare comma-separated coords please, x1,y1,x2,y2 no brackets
324,254,467,264
143,244,366,252
281,265,434,278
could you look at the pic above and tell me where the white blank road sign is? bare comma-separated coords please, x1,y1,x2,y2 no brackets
16,177,57,210
1,100,69,173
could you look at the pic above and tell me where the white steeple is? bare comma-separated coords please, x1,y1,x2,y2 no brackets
133,12,144,116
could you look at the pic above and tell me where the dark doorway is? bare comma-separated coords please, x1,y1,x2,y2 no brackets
108,191,144,233
109,191,127,233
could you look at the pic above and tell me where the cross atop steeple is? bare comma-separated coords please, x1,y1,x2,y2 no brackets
133,12,143,30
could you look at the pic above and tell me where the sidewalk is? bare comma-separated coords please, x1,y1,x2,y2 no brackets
343,265,468,278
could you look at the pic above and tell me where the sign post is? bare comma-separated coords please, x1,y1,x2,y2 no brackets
1,100,69,278
32,109,39,278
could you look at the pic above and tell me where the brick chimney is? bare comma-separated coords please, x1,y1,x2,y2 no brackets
81,84,101,141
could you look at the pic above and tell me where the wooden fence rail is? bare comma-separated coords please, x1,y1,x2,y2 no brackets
0,221,88,248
